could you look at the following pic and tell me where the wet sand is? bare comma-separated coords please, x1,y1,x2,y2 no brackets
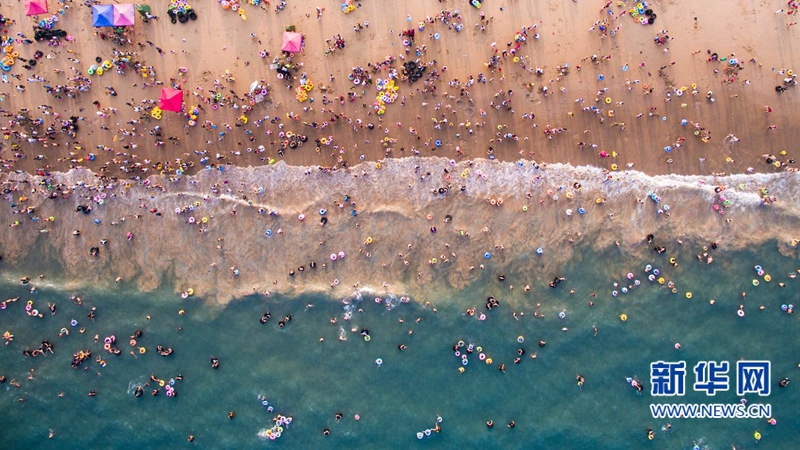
0,0,798,177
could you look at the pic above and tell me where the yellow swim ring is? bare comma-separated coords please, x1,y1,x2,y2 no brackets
139,347,146,354
605,97,612,104
685,292,692,299
201,217,209,223
620,314,628,321
764,274,771,282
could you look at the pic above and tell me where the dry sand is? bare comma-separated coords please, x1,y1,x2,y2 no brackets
0,0,798,176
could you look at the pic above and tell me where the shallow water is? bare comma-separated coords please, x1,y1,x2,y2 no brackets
2,160,799,304
1,241,798,449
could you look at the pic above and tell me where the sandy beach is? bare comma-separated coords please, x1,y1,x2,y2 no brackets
2,2,800,448
0,0,797,177
1,0,799,303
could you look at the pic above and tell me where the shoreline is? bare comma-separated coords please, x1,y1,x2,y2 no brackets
2,157,798,304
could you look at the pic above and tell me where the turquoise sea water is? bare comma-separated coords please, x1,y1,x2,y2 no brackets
1,242,798,449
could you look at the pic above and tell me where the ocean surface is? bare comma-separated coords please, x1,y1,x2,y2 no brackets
1,239,798,449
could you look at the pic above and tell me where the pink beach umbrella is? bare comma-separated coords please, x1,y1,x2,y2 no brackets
113,4,136,26
281,31,303,53
25,0,48,16
159,88,184,113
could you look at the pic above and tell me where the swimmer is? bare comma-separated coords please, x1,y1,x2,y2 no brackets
228,411,236,419
335,412,343,421
486,420,494,428
210,357,220,369
507,421,515,428
323,428,331,436
576,374,585,387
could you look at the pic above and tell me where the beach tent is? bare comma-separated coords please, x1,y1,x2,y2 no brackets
25,0,48,16
113,4,136,26
281,31,303,53
92,5,115,27
159,88,183,112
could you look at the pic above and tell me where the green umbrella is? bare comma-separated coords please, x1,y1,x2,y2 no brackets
135,4,151,17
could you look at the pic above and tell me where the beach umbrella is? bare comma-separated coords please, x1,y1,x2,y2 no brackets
92,5,115,27
113,4,136,26
159,88,183,112
25,0,48,16
249,80,260,94
135,4,151,17
281,31,303,53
